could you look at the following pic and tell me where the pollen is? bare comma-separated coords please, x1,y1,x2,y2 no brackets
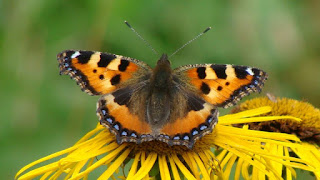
132,141,190,155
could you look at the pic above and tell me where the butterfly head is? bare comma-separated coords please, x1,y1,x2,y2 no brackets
157,54,171,66
152,54,173,88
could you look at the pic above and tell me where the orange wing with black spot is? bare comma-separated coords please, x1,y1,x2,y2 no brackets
58,50,154,144
174,64,268,108
57,50,151,95
97,93,153,144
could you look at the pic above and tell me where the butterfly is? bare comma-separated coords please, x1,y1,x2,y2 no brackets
57,50,267,148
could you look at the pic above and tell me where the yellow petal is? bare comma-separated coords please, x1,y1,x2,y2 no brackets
83,158,95,180
192,152,210,180
18,162,60,180
223,153,237,180
184,153,200,179
220,106,271,121
69,144,127,180
74,124,105,145
39,171,53,180
159,155,171,180
98,147,131,180
219,116,301,125
214,125,300,142
127,152,141,178
168,156,181,180
172,154,197,180
128,152,157,180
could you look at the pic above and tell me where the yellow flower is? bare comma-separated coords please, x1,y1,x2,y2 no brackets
16,101,320,179
232,96,320,143
231,96,320,179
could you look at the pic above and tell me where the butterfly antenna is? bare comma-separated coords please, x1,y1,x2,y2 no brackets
169,27,211,58
125,21,159,55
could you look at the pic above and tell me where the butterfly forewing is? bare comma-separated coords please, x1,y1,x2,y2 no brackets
57,50,152,95
173,64,267,108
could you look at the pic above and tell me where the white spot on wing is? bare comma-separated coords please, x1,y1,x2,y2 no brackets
107,58,121,70
71,51,80,59
205,65,217,79
88,52,101,65
246,68,254,75
225,65,236,78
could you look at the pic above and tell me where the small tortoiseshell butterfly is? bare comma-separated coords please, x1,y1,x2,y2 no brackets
57,50,267,148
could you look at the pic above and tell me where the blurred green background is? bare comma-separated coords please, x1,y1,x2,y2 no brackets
1,0,320,179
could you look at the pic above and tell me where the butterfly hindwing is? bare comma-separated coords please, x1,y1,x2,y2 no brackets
57,50,152,95
174,64,267,108
97,92,153,144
